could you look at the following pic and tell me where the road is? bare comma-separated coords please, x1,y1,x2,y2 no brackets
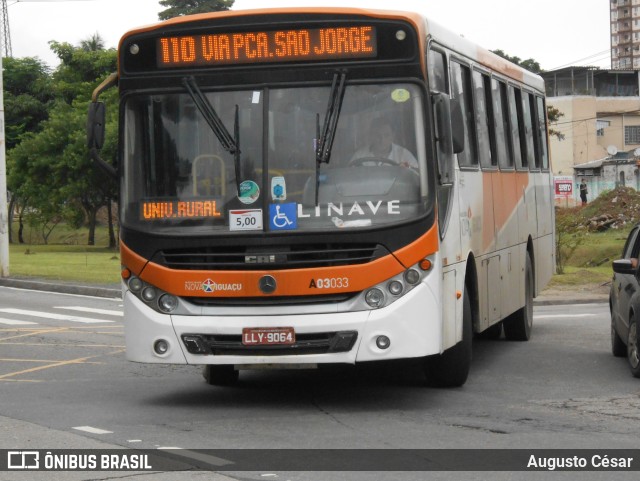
0,286,638,480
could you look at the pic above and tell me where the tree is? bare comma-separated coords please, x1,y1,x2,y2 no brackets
3,56,56,243
80,33,106,52
158,0,234,20
491,49,542,74
3,57,54,150
7,37,119,247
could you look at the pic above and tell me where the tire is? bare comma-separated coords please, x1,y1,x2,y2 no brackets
611,315,626,358
477,321,502,340
203,365,239,386
424,286,472,387
504,253,533,341
627,316,640,378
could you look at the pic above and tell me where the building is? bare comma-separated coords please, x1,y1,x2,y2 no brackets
611,0,640,69
541,66,640,205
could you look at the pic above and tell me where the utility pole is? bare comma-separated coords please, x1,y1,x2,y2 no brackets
0,0,9,276
0,0,11,57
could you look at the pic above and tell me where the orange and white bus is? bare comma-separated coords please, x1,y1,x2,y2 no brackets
88,8,554,387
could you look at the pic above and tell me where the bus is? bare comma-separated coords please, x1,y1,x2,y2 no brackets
87,8,555,387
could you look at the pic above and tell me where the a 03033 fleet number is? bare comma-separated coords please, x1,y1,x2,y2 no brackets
309,277,349,289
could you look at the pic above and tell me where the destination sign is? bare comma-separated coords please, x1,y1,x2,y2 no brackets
157,26,377,68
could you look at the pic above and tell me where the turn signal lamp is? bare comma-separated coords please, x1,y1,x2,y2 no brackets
419,259,432,271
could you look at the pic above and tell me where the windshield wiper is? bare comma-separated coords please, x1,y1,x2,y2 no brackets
315,71,347,205
182,76,242,195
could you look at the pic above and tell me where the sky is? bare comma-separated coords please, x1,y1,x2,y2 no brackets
8,0,612,71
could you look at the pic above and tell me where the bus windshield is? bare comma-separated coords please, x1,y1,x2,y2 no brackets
122,82,429,234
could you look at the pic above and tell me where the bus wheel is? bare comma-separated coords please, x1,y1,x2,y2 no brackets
504,253,533,341
424,287,472,387
477,321,502,340
203,365,239,386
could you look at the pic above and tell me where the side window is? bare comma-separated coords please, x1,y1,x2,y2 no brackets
624,227,640,259
535,96,549,170
429,49,448,93
526,92,541,170
520,91,535,170
508,86,525,169
492,79,513,169
472,70,493,168
451,61,477,167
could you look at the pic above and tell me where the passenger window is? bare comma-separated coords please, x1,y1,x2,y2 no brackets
536,96,549,170
520,91,535,169
508,86,525,169
492,79,512,169
472,71,493,168
526,92,541,170
451,61,477,167
429,49,448,93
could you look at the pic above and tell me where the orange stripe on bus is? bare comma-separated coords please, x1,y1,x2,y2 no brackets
120,224,438,298
483,171,530,251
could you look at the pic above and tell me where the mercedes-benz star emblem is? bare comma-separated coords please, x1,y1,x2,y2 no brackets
259,275,277,294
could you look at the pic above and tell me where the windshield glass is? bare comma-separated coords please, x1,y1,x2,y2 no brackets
122,83,429,234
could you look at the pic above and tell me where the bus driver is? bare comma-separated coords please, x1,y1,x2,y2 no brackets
350,117,419,169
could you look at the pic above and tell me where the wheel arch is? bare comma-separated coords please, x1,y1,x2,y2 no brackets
464,252,480,333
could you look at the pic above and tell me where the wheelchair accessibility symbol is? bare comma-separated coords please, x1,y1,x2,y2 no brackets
269,203,297,231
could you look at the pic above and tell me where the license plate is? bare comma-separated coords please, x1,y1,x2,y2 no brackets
242,327,295,346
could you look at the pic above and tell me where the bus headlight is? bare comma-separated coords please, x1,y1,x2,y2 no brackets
387,280,403,296
142,286,157,302
158,294,178,313
123,268,184,315
404,269,420,285
365,288,385,308
128,276,143,292
357,257,435,310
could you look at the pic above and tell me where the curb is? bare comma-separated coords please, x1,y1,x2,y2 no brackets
0,277,121,299
534,297,608,306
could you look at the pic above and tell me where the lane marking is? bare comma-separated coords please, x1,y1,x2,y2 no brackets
54,306,123,317
73,426,113,435
0,379,43,383
0,358,103,364
0,308,114,324
0,342,125,348
0,317,37,326
0,328,69,342
0,349,124,381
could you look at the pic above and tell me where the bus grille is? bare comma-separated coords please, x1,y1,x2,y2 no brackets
181,331,358,356
159,243,386,271
187,293,356,307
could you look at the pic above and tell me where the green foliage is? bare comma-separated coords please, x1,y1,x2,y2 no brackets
6,37,119,246
555,208,585,274
491,49,542,74
158,0,234,20
3,57,55,149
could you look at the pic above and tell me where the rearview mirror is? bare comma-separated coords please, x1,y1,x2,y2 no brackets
87,102,106,150
433,92,455,185
612,258,638,275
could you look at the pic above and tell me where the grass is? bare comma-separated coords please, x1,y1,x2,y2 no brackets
7,222,120,284
9,244,121,284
